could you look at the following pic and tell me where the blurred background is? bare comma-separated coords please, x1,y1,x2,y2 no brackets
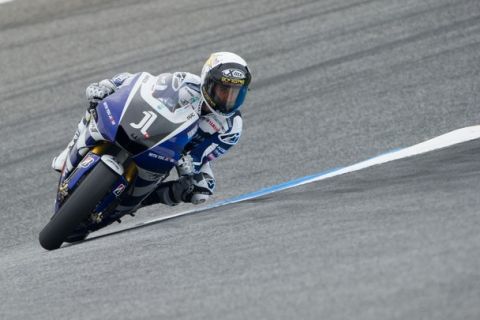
1,0,479,319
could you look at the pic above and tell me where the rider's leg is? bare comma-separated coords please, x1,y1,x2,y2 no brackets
142,162,215,207
51,110,91,172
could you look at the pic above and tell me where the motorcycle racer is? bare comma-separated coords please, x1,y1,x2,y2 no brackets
52,52,251,208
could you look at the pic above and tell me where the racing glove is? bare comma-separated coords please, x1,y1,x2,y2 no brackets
176,154,194,176
85,79,117,103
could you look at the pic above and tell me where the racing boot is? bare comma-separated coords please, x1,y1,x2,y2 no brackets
52,80,116,172
141,172,214,207
141,179,189,207
51,111,91,172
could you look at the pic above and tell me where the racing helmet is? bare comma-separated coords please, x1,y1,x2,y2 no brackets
200,52,251,117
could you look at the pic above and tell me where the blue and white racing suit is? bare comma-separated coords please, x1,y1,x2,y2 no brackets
84,71,243,206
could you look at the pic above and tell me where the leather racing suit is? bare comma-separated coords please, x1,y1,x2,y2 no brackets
56,71,243,209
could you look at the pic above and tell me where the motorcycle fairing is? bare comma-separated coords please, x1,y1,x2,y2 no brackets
54,72,201,229
95,73,143,142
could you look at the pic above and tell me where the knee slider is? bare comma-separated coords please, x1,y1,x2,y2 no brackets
190,193,210,205
184,173,215,205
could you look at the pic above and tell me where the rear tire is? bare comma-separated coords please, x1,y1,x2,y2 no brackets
39,161,118,250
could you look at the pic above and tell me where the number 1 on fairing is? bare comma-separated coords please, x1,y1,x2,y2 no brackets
130,111,157,137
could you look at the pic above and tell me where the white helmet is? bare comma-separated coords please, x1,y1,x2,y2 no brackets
200,52,252,117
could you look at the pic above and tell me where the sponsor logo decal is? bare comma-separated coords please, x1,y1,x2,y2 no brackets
222,69,245,78
103,102,116,125
221,77,245,85
148,152,175,163
207,179,216,190
187,125,198,138
203,113,225,132
207,118,220,131
219,132,240,145
113,184,126,197
80,155,95,168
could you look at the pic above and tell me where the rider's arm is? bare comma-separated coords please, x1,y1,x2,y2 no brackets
170,112,242,205
85,72,135,103
110,72,135,87
186,112,243,172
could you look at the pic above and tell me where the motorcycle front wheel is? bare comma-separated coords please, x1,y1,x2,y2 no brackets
39,161,118,250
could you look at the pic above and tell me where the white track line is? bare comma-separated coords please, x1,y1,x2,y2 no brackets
129,125,480,228
0,0,15,4
299,125,480,186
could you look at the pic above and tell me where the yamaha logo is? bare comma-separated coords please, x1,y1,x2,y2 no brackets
222,69,245,79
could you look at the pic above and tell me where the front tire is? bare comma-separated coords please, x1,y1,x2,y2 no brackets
39,161,118,250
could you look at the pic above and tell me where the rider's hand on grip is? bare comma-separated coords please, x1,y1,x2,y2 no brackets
85,79,116,102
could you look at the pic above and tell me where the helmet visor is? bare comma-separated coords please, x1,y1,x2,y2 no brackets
203,73,249,115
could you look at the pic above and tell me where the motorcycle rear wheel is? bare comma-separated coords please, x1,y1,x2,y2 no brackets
39,161,118,250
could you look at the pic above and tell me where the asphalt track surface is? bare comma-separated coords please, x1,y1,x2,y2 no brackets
1,0,479,319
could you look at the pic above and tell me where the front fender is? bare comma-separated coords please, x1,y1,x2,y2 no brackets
55,152,129,214
101,155,124,175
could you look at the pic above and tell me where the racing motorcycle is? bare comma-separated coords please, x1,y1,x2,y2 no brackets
39,72,199,250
